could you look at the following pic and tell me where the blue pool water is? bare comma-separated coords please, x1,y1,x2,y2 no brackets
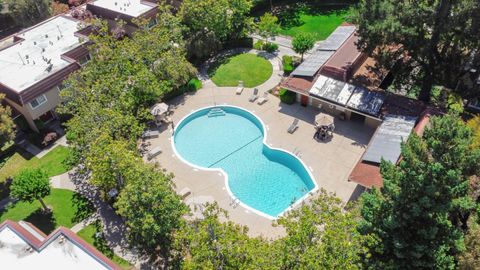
173,106,316,217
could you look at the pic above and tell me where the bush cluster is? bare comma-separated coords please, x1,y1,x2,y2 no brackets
279,88,296,104
282,55,294,74
253,40,278,53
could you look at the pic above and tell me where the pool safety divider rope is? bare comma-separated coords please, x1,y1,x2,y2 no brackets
207,135,262,168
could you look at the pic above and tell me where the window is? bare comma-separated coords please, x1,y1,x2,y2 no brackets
29,95,47,109
147,18,157,29
78,54,91,66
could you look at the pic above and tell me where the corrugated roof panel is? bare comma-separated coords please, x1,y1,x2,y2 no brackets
291,50,334,77
317,26,356,51
309,75,355,105
362,115,417,164
347,86,385,116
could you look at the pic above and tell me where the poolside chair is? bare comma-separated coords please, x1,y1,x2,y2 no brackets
257,92,269,105
179,187,192,199
287,118,299,134
141,130,160,139
249,88,259,102
236,81,244,95
147,146,162,160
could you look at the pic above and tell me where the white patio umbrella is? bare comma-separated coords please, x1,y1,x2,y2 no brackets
315,113,334,127
150,102,169,116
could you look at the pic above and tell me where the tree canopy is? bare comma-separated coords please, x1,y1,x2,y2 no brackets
115,164,188,257
256,12,280,42
0,94,15,149
6,0,51,27
11,168,51,212
351,0,480,103
292,33,315,61
359,115,480,269
179,0,252,61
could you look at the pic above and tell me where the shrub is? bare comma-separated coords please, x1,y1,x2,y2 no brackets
282,55,294,74
253,40,264,50
279,88,296,104
224,37,253,49
187,78,202,91
263,42,278,53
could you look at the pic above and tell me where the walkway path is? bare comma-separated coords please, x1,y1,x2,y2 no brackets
50,170,145,267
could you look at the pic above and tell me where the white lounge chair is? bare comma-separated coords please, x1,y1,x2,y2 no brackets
249,88,259,102
257,92,269,105
142,130,160,139
236,81,244,95
179,187,192,199
147,146,162,160
287,118,299,134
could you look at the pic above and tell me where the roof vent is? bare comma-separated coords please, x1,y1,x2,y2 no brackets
58,235,65,244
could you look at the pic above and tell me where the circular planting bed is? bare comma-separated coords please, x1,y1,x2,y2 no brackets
208,53,273,88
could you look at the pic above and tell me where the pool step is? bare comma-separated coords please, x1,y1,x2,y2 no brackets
207,108,226,117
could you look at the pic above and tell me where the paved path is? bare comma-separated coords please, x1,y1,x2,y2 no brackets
51,170,145,267
250,34,324,58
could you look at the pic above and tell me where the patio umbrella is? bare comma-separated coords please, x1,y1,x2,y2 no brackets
315,113,334,127
150,102,169,116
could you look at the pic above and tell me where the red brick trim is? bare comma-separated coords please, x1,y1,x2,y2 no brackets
0,220,122,270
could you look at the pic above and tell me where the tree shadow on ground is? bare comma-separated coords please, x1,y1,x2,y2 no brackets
71,192,95,224
25,209,56,234
277,3,351,29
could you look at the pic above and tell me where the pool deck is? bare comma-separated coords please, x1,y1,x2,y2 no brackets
145,51,374,239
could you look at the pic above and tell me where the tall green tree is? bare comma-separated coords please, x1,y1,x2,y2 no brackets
179,0,252,61
115,165,188,261
458,222,480,270
174,203,276,269
276,190,369,270
256,12,280,43
0,94,15,149
360,115,480,269
351,0,480,102
292,33,315,61
11,168,51,212
85,134,141,193
7,0,51,27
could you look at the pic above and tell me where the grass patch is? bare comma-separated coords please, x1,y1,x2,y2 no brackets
277,5,352,40
0,188,94,234
209,53,273,88
77,223,133,270
0,145,71,182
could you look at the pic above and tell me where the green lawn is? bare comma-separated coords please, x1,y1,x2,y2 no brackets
278,6,352,40
209,53,273,88
0,145,71,182
0,188,93,234
77,223,133,270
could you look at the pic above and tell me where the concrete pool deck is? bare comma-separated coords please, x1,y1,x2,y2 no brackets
144,51,374,238
145,86,374,238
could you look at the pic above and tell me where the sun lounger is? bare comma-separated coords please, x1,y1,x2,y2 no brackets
236,81,244,95
179,187,192,199
287,118,299,134
257,92,269,105
249,88,259,102
147,146,162,160
142,130,160,139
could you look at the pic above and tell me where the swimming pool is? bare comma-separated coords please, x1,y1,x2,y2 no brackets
172,106,317,218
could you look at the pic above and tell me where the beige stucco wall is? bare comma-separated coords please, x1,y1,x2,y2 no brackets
5,86,60,132
25,86,60,119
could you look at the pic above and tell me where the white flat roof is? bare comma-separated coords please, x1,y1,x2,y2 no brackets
0,227,110,270
91,0,154,17
0,16,84,92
